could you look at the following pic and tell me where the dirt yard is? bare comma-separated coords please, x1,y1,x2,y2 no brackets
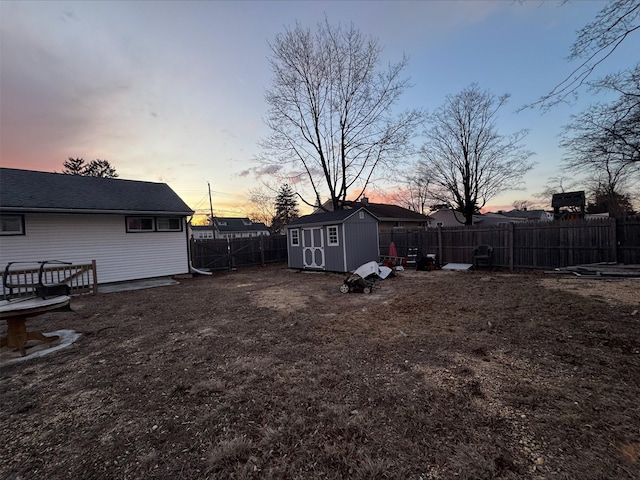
1,264,639,479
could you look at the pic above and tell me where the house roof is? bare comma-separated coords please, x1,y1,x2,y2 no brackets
193,218,269,233
0,168,193,215
287,207,377,227
347,202,433,222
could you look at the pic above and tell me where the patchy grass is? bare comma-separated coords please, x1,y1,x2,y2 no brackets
1,264,639,479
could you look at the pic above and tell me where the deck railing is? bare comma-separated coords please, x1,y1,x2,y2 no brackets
2,260,98,300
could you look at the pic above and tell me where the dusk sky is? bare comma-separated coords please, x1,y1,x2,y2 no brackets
1,1,636,221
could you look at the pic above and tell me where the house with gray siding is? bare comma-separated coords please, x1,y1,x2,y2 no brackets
286,208,379,272
0,168,194,284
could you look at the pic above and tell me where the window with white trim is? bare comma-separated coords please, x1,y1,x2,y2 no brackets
290,229,300,246
0,214,24,235
327,225,339,246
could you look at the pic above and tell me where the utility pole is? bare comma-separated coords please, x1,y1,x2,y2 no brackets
208,182,216,239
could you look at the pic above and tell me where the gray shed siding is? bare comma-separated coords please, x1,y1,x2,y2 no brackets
343,218,380,271
286,208,379,272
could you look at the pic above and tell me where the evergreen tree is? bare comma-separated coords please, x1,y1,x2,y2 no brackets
62,157,118,178
271,184,299,234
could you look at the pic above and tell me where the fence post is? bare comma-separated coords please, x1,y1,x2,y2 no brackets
260,235,265,266
509,222,514,271
91,260,98,295
611,218,618,263
437,225,443,264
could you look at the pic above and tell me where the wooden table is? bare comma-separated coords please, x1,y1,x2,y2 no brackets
0,296,70,356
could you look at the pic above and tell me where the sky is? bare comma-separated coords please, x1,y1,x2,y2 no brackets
1,0,637,222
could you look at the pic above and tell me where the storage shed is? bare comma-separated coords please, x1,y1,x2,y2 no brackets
286,207,379,272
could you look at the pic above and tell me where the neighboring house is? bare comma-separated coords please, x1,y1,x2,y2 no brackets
0,168,194,284
191,218,270,240
501,209,554,222
316,198,433,232
476,212,528,225
286,207,379,272
429,208,481,227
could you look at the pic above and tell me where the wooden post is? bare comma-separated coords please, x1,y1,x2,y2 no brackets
260,235,265,266
509,222,514,271
611,218,618,263
437,225,443,264
91,260,98,295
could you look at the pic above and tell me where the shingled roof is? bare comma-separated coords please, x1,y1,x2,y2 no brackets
347,201,432,222
288,207,377,227
0,168,193,215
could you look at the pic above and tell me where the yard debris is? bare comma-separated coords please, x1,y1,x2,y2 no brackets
550,262,640,278
340,261,394,294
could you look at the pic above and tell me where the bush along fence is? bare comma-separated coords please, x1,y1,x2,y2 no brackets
191,235,288,271
380,217,640,271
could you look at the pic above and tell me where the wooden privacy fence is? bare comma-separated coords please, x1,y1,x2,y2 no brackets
380,217,640,270
1,260,98,299
191,235,288,271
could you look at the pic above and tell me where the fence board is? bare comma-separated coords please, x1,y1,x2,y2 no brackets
192,218,638,272
380,217,639,270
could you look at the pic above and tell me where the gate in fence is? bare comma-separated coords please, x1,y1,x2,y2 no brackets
191,235,288,271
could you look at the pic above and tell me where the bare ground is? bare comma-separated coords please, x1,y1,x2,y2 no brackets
1,264,639,479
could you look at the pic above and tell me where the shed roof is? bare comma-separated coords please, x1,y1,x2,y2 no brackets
0,168,193,215
287,207,377,227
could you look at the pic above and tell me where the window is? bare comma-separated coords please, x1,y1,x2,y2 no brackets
290,229,300,246
327,225,339,246
0,214,24,235
157,217,182,232
126,217,154,232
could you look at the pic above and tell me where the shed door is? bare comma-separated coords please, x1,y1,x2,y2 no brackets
302,227,325,269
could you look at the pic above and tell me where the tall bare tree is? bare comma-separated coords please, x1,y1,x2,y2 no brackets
259,19,424,211
420,84,535,225
528,0,639,110
560,64,640,212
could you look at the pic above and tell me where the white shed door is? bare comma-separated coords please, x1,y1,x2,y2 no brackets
302,227,325,269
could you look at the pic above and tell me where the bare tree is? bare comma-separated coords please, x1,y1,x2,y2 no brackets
246,186,277,229
560,64,640,211
526,0,639,110
537,175,581,206
388,173,433,214
259,19,424,211
420,84,535,225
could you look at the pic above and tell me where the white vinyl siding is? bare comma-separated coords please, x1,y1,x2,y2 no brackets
0,213,189,284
